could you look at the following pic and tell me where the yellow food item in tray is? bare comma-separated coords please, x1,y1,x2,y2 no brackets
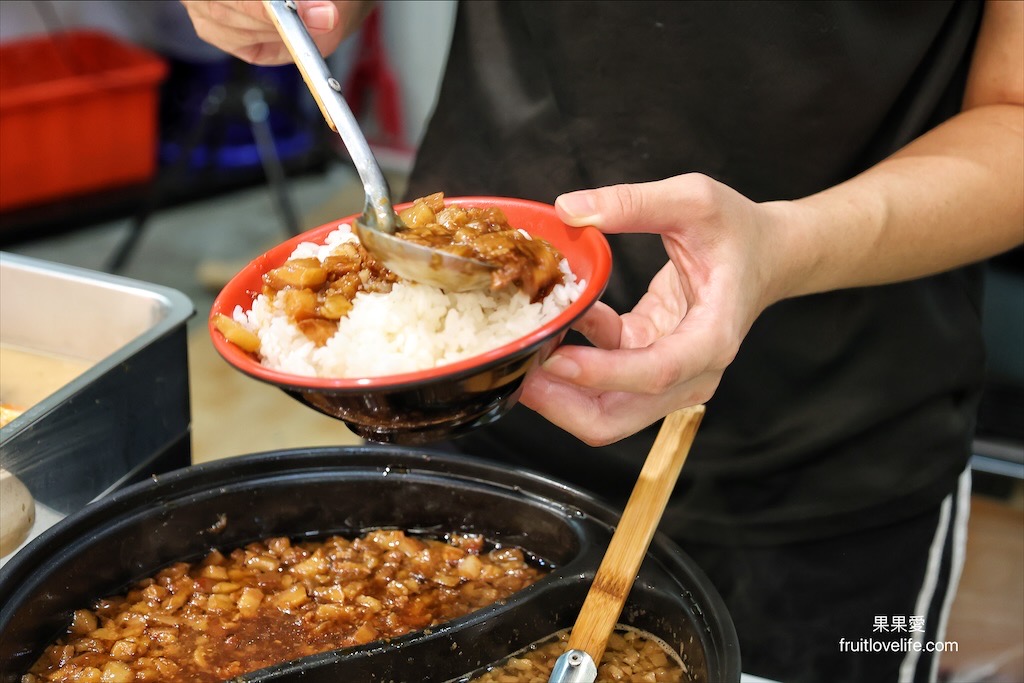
0,343,93,426
0,403,23,428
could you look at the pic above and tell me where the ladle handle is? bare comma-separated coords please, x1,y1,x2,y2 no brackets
262,0,397,232
566,404,705,666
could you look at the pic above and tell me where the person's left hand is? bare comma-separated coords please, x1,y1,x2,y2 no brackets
520,174,793,446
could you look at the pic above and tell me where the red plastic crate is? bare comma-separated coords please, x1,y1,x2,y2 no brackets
0,31,167,212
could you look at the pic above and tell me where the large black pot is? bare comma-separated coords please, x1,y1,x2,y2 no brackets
0,447,741,682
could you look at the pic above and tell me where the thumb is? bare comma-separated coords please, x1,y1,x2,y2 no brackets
296,1,340,32
554,174,719,235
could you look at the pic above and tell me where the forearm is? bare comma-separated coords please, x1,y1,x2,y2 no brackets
768,103,1023,303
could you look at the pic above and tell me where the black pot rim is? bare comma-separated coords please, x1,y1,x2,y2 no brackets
0,445,741,682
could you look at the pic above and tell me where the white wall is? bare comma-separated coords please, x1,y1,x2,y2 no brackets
0,0,223,60
329,1,456,154
0,1,133,41
0,0,456,152
378,0,456,148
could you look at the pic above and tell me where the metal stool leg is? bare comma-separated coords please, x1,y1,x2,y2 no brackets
245,87,300,236
106,86,226,273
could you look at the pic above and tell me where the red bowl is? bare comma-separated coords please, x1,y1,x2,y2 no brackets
210,197,612,444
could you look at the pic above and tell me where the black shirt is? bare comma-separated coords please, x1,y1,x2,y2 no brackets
406,0,986,544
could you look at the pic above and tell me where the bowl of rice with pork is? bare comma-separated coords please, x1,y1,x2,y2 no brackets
209,194,611,444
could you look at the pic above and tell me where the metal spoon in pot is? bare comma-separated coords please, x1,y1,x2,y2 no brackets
548,405,706,683
262,0,495,292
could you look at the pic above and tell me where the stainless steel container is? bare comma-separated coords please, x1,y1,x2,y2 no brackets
0,253,193,544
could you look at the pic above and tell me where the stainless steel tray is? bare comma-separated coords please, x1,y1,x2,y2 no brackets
0,253,194,547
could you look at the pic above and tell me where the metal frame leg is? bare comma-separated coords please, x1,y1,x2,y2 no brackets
106,86,227,273
244,87,300,236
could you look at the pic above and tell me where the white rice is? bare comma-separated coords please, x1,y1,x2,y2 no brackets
232,223,585,378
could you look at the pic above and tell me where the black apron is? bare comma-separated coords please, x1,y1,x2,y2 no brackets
406,0,985,544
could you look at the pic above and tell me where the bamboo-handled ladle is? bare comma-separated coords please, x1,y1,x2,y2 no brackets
548,404,705,683
262,0,495,292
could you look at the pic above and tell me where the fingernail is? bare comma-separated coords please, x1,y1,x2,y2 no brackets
542,354,581,380
555,192,599,225
304,5,337,31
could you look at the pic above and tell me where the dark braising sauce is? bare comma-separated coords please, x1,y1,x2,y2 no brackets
25,530,547,683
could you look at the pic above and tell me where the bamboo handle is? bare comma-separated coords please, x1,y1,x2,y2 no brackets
262,0,338,131
565,404,705,666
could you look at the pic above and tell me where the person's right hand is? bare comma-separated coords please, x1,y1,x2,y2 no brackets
181,1,369,65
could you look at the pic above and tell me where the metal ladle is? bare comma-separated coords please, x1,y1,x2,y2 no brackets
263,0,495,292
